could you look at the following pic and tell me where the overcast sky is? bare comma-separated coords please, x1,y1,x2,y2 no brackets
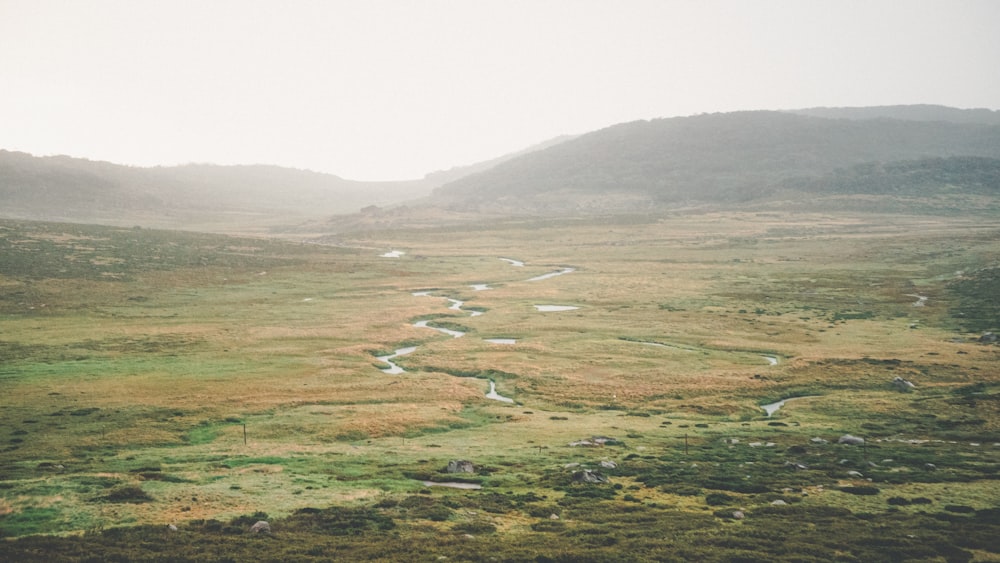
2,0,998,181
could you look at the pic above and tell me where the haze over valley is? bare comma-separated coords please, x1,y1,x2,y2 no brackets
3,105,1000,232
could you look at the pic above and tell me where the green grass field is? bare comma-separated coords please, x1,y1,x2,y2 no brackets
1,212,999,561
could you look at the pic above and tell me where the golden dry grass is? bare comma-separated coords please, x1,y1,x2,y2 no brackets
2,211,999,535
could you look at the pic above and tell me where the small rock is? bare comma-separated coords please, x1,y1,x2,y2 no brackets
838,434,865,445
925,463,937,471
732,510,745,520
810,437,828,444
770,500,787,506
979,332,997,343
600,460,617,469
847,471,864,478
167,524,178,532
249,521,271,534
549,513,560,520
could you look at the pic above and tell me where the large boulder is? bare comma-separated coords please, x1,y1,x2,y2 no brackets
838,434,866,445
249,521,271,534
446,460,476,474
572,469,609,484
891,376,916,392
568,436,619,447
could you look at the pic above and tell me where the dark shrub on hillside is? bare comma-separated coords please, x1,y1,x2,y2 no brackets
284,506,395,535
944,504,975,514
838,486,880,495
100,486,153,503
705,492,735,506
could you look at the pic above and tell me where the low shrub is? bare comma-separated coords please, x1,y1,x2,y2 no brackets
100,486,153,503
838,486,880,496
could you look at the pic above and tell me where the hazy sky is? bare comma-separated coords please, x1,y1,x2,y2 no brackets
2,0,998,180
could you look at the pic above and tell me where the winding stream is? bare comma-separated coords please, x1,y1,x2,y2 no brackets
486,380,515,403
377,346,418,374
534,305,579,312
761,395,818,416
374,257,576,406
527,267,575,282
413,320,465,338
421,481,482,490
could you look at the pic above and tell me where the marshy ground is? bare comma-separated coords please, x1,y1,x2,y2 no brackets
1,211,998,561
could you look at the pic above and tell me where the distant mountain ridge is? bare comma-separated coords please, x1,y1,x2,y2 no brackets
4,105,1000,233
783,104,1000,125
0,150,422,230
426,108,1000,215
0,132,576,231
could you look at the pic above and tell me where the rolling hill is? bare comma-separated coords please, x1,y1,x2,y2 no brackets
425,109,1000,216
0,136,573,232
4,105,1000,234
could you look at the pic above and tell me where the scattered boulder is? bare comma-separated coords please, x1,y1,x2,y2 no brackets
446,460,476,474
847,471,865,478
249,520,271,534
838,434,865,445
770,500,787,506
167,524,178,532
979,332,998,344
568,436,619,447
549,513,560,520
572,469,609,484
810,437,829,444
599,460,618,469
891,376,916,392
732,510,745,520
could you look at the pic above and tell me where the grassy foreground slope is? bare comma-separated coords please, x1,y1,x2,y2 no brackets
1,212,999,561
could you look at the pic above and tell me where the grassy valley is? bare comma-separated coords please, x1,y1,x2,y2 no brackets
1,210,998,561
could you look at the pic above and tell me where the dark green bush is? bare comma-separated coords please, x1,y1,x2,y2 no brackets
706,492,735,506
100,486,153,503
838,486,880,495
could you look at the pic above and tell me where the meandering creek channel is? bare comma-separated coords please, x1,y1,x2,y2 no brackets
376,253,787,411
374,257,572,403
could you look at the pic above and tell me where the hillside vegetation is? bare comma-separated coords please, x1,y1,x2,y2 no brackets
427,110,1000,216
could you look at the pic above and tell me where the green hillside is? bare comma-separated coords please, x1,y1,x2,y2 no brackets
430,111,1000,212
